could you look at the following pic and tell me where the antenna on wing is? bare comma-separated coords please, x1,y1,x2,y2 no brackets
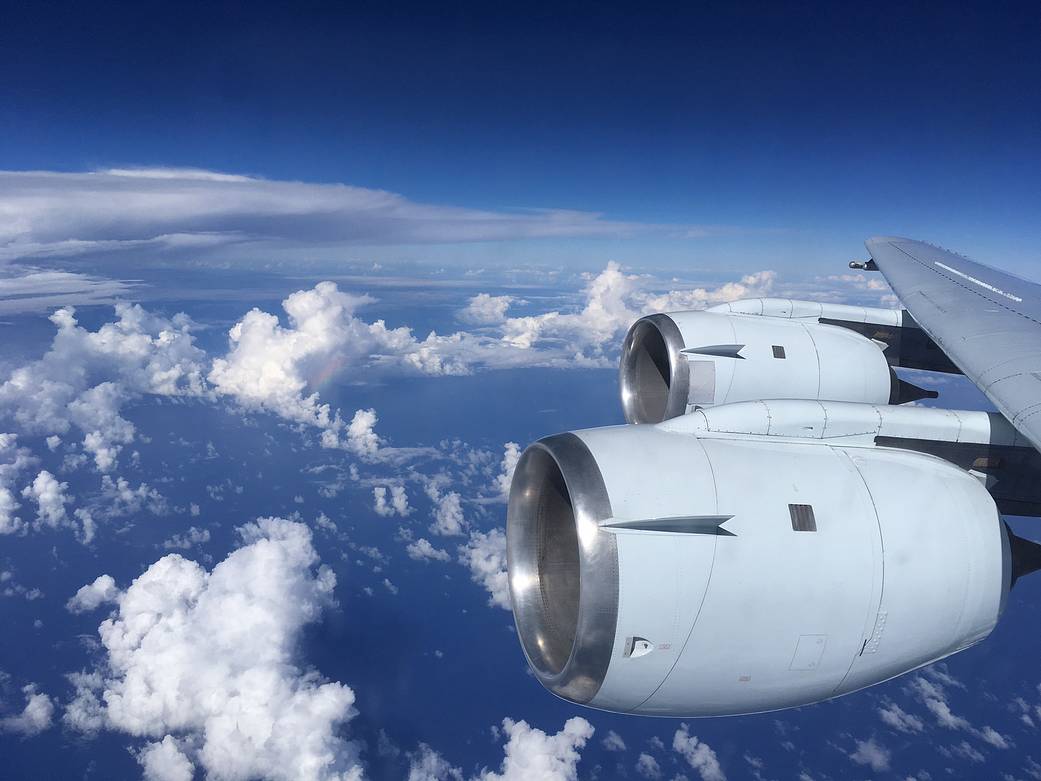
849,259,879,271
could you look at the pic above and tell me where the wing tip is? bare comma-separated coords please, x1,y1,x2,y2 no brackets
866,234,914,247
865,235,928,257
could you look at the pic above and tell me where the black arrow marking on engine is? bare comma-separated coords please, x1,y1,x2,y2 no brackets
601,515,735,536
680,344,745,359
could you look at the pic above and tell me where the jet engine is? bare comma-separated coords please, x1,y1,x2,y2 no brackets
507,414,1013,716
619,309,934,424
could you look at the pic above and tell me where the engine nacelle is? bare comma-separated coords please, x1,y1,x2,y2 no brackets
619,310,918,424
507,422,1010,717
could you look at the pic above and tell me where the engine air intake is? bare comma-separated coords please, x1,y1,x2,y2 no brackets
507,433,619,703
619,314,688,424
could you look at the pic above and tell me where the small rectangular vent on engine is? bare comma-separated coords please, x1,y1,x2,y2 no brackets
688,361,716,404
772,345,786,359
789,504,816,532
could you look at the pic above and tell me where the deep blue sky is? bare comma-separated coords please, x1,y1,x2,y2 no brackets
3,1,1041,267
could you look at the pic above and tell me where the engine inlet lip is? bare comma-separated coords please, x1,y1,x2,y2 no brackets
620,313,689,424
506,432,619,705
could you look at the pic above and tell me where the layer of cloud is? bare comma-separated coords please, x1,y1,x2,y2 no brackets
210,261,777,444
819,272,898,307
493,262,774,362
641,270,777,311
0,267,138,314
64,517,363,781
0,168,683,262
0,259,777,556
180,259,780,470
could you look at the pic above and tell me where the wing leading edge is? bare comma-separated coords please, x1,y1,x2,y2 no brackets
866,236,1041,453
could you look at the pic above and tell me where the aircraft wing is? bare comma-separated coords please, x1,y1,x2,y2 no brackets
867,236,1041,453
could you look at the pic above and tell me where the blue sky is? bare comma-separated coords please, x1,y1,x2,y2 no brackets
3,3,1041,780
2,1,1041,270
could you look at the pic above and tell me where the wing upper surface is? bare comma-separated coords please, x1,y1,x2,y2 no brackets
867,236,1041,452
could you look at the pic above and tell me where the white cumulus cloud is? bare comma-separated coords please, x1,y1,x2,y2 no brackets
641,270,776,311
494,262,774,365
373,484,412,518
908,670,973,731
138,735,196,781
406,538,451,563
878,701,925,734
0,433,36,534
635,752,662,779
980,725,1011,749
408,743,463,781
848,737,890,773
21,469,77,535
495,443,521,502
477,717,594,781
673,724,725,781
601,729,627,752
458,294,516,325
0,303,206,473
67,574,120,613
195,263,780,461
63,517,363,781
0,684,54,736
208,283,496,450
427,485,466,537
459,529,509,610
162,526,211,550
209,283,374,434
98,474,169,519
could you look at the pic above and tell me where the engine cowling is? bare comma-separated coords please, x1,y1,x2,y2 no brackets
506,422,1010,717
619,310,910,424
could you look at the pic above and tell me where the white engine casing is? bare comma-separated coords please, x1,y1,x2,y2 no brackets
619,310,894,424
708,297,905,326
507,417,1010,717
